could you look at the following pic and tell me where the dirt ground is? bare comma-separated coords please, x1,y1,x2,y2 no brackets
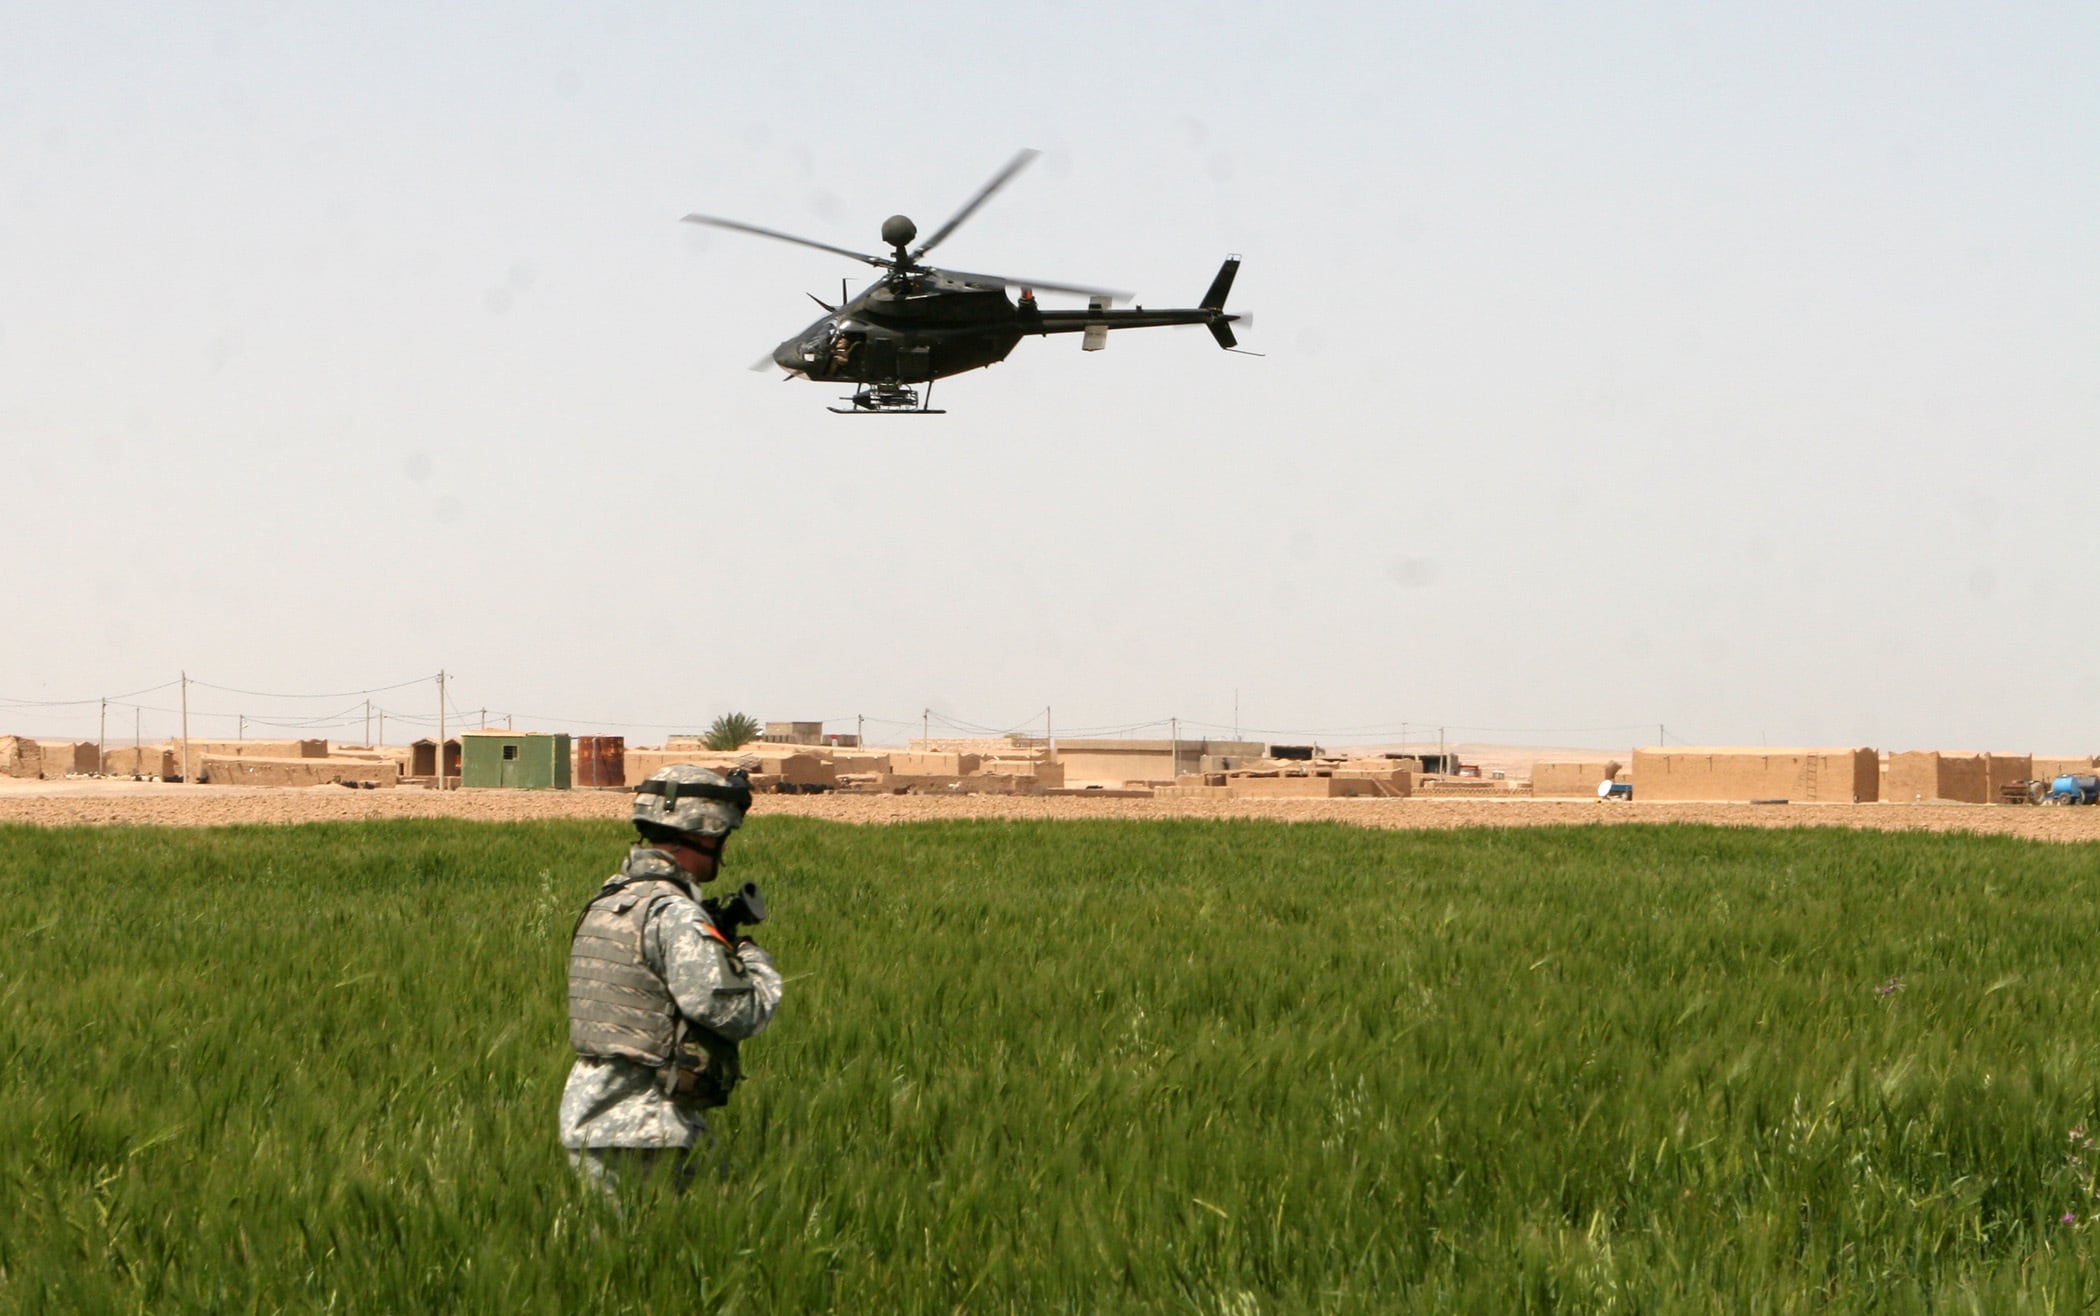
4,777,2100,842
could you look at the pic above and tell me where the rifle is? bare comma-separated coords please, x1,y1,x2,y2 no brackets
701,880,767,942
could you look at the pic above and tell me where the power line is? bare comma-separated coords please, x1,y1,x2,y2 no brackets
0,679,180,708
189,673,440,700
1,673,1685,749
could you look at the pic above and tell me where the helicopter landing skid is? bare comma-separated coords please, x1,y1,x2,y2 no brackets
828,383,943,415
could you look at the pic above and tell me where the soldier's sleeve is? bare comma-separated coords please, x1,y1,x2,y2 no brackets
650,899,783,1041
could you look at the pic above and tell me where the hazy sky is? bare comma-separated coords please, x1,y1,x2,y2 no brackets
4,3,2094,751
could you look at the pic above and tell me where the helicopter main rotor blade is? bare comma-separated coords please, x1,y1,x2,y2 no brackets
906,148,1040,262
934,265,1130,301
681,214,888,268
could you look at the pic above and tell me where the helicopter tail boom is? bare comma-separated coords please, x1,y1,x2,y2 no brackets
1026,256,1244,349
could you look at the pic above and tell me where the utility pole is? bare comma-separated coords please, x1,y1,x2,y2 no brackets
856,713,864,747
378,709,385,748
1439,726,1445,774
437,671,447,789
1171,716,1180,780
238,714,245,741
98,698,106,775
1045,706,1053,753
1659,723,1665,747
922,708,929,746
1233,689,1239,742
365,699,371,746
505,713,512,730
179,670,191,784
480,707,487,730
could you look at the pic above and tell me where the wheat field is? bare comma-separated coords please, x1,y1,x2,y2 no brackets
5,817,2100,1312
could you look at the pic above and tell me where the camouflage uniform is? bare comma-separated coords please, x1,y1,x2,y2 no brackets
559,846,783,1190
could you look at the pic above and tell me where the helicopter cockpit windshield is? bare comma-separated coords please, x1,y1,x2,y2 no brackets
778,322,868,380
792,323,854,374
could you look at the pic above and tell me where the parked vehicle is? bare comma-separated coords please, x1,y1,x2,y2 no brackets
2044,774,2100,805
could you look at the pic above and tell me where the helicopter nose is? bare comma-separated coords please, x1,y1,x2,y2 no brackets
773,340,805,374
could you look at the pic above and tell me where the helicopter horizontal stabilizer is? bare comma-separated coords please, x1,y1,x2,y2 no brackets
1207,317,1238,351
1083,295,1112,351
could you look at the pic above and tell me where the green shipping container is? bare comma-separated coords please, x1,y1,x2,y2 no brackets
459,732,572,790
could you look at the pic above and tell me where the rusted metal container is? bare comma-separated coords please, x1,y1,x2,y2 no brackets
575,736,626,789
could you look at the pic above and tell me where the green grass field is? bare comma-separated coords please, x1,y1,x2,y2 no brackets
6,817,2100,1312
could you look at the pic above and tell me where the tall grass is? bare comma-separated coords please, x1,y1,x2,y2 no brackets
4,818,2100,1311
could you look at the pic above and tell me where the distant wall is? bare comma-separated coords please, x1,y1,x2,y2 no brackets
1885,752,1989,804
888,752,981,777
1984,754,2032,803
830,751,894,774
1531,760,1623,798
620,749,836,789
1228,775,1384,799
35,740,97,776
1053,739,1264,788
1056,743,1173,788
189,739,328,781
105,745,177,778
1630,747,1878,802
199,756,399,788
911,738,1050,756
0,736,44,779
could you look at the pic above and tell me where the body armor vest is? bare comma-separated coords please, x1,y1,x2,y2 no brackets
567,871,746,1107
568,876,688,1065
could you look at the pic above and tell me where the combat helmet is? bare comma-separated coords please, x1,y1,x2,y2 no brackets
632,763,752,839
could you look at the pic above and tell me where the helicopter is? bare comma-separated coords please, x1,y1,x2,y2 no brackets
682,149,1247,413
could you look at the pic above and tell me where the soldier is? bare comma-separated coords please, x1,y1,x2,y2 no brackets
560,764,784,1195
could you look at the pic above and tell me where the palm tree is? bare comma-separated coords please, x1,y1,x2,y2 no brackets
703,712,761,751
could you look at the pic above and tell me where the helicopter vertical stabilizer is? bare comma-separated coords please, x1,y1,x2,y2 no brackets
1202,257,1241,350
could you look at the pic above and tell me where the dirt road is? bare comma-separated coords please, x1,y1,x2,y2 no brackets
4,778,2100,841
